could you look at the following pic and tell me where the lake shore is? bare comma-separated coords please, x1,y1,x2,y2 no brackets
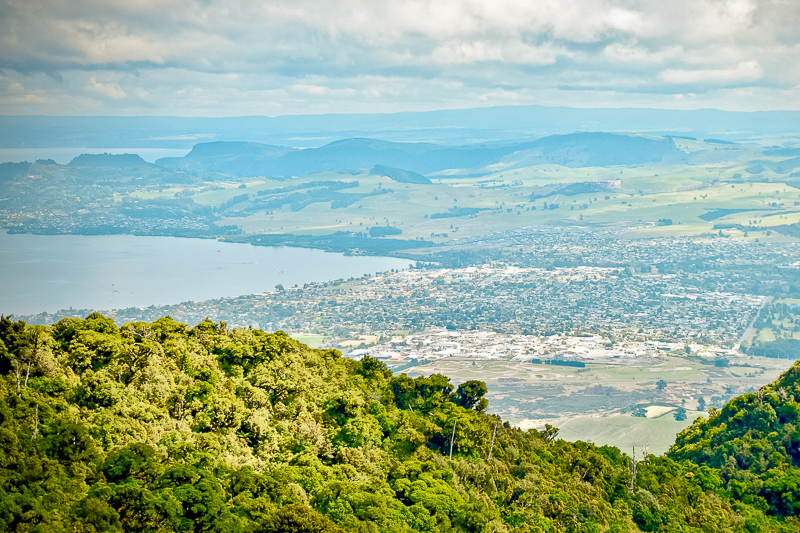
0,230,409,316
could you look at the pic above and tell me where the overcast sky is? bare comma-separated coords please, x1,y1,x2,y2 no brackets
1,0,798,116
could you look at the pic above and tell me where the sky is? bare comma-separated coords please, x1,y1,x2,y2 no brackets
0,0,798,116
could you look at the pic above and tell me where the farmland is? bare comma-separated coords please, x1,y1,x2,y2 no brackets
4,134,800,248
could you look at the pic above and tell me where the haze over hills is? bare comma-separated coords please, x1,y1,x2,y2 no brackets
2,105,800,153
68,153,155,168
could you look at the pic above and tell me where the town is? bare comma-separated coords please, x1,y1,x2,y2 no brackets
24,226,794,351
351,328,710,363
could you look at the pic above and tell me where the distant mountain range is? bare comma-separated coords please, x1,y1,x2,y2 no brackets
2,104,799,151
155,133,688,177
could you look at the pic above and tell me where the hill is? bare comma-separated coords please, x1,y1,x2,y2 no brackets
155,133,687,178
157,138,518,176
369,164,432,184
69,153,152,168
156,141,297,176
670,361,800,517
0,314,796,532
507,133,682,168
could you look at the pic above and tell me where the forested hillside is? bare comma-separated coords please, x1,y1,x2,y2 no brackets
670,363,800,517
1,314,798,532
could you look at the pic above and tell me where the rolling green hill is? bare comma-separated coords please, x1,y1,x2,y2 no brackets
6,130,800,249
1,314,799,532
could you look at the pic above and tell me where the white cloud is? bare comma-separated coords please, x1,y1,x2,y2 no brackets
660,60,764,84
429,40,568,66
9,94,49,104
89,77,127,99
430,41,504,64
603,42,683,64
0,0,796,114
291,84,330,95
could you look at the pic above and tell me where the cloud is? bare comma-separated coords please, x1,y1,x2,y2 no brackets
429,40,568,66
89,77,127,99
290,84,330,95
0,0,796,114
12,94,48,103
660,60,764,85
603,42,683,64
430,41,505,64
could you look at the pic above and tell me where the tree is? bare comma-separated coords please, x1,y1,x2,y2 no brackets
656,379,667,391
118,325,161,386
539,424,559,443
7,324,54,392
388,374,417,410
698,397,706,411
0,314,795,532
454,380,488,411
674,407,687,421
414,374,453,411
260,504,342,533
356,355,391,380
762,469,800,516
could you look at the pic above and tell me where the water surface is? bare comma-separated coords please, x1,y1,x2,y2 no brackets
0,231,409,315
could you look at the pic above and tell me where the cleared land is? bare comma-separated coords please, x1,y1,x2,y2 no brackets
397,354,795,454
546,411,705,455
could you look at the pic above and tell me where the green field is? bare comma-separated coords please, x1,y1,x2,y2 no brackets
584,360,707,381
118,151,800,246
552,411,704,455
290,334,326,348
745,301,800,347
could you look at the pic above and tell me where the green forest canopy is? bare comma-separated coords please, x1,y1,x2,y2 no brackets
1,314,800,532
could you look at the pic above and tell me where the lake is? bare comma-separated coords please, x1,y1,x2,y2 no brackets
0,231,410,316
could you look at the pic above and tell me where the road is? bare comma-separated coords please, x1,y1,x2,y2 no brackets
734,295,772,353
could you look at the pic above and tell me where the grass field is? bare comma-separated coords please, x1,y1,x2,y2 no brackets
339,334,380,349
112,140,800,247
745,301,800,345
544,411,704,455
117,147,800,247
585,359,707,381
290,334,326,349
